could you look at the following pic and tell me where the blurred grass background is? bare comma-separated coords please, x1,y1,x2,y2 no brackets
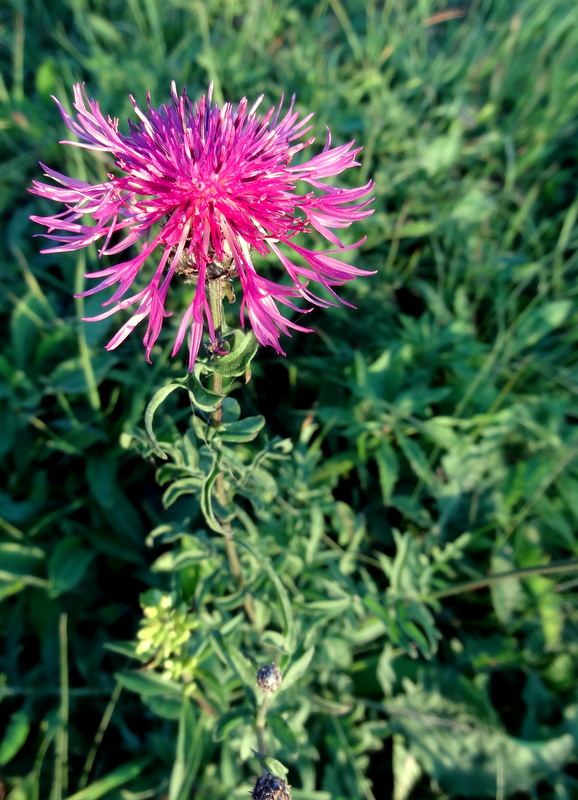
1,1,578,799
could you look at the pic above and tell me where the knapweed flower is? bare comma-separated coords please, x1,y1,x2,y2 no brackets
31,83,374,369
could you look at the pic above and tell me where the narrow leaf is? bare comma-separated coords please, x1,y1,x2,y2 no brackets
144,381,185,458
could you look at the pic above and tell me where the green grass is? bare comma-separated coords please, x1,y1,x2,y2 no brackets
1,1,578,799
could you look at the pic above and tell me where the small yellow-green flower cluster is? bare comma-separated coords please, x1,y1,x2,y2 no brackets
136,590,199,688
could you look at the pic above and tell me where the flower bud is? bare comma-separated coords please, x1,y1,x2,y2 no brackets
256,664,282,693
251,773,292,800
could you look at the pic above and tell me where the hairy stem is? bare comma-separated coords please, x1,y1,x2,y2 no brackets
208,278,224,428
255,692,271,761
207,279,256,624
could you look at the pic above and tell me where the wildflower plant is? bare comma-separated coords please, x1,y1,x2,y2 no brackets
6,3,578,799
30,81,375,796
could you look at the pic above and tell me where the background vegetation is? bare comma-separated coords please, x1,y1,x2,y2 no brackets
1,0,577,798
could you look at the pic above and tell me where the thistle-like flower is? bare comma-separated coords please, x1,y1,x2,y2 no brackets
31,83,374,369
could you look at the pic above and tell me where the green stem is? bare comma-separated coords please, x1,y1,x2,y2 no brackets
207,279,256,624
255,693,271,761
429,559,578,602
53,613,69,800
75,252,101,413
79,683,122,790
208,278,224,429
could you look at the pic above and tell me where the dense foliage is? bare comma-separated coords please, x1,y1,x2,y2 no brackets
1,1,577,799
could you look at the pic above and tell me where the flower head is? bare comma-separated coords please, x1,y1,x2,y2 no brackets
31,83,374,369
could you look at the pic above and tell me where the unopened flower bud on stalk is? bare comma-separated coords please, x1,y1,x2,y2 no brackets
251,773,292,800
256,663,282,693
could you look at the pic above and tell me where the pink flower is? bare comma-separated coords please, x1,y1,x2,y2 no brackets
31,83,374,369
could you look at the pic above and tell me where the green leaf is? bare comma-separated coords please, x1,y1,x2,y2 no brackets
489,550,525,625
252,751,289,778
86,454,145,542
48,536,95,597
237,540,296,660
392,220,438,238
375,440,399,504
162,476,204,509
305,505,324,564
105,640,140,660
0,543,46,592
213,708,252,742
63,757,152,800
190,367,223,411
144,381,187,459
45,354,113,394
209,330,259,377
388,679,576,797
221,396,241,423
215,415,265,443
151,540,215,572
396,433,435,487
267,712,298,755
146,694,184,720
200,455,230,535
393,734,422,800
364,595,438,659
210,630,257,690
260,631,290,654
0,711,30,765
511,299,572,352
169,697,203,800
529,575,564,650
420,127,461,176
10,289,57,368
115,670,183,698
299,597,351,617
281,647,315,691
